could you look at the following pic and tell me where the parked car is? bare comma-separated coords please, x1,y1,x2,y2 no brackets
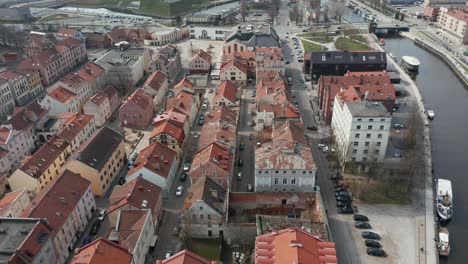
366,248,387,257
175,186,184,196
394,153,402,158
317,144,326,149
198,119,204,125
97,209,106,221
365,239,382,248
354,214,369,222
334,190,349,197
90,221,100,235
337,201,351,207
307,125,318,130
183,163,191,172
248,184,253,192
338,206,354,214
362,231,381,240
239,142,245,150
180,173,187,182
393,123,405,129
336,195,351,202
236,172,242,180
238,159,243,166
165,251,173,259
355,221,372,229
130,152,138,161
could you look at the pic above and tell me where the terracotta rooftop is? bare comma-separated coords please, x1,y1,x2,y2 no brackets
255,140,315,170
204,106,238,125
48,86,77,104
143,71,167,92
113,209,149,253
17,48,60,70
22,170,91,237
124,88,154,111
76,126,123,171
192,49,212,63
0,127,11,145
57,28,79,38
447,9,468,22
0,189,25,216
72,238,133,264
6,101,48,132
149,120,185,143
127,142,177,179
165,90,195,116
183,176,225,213
220,58,248,74
87,90,109,106
173,78,194,95
190,142,233,173
153,109,187,128
255,227,337,264
76,62,105,82
19,135,69,178
57,113,94,143
271,121,306,144
215,80,237,104
198,122,236,151
103,84,118,98
0,70,23,81
109,177,161,214
156,249,215,264
61,73,87,91
257,104,300,120
55,37,83,53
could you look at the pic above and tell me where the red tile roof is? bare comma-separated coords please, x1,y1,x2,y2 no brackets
55,37,83,53
103,84,118,98
76,62,105,82
190,142,233,173
271,121,306,144
0,189,24,216
0,70,23,81
48,86,77,104
447,9,468,22
114,209,149,252
215,80,237,104
156,249,215,264
19,135,69,178
22,170,91,237
124,88,154,111
57,28,79,38
57,113,94,143
144,71,167,92
192,49,212,64
72,238,133,264
108,177,161,214
255,140,315,170
174,78,194,94
127,142,177,179
17,48,60,70
88,91,109,106
152,109,187,128
0,127,12,145
198,122,236,150
165,90,195,116
255,227,337,264
149,120,185,143
7,101,49,132
220,58,247,74
204,106,238,124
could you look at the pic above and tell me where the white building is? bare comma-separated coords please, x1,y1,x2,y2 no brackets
0,125,35,169
437,7,468,44
0,188,31,217
189,26,233,40
40,86,80,116
144,27,189,46
0,71,31,106
83,91,112,127
0,79,15,120
331,99,392,162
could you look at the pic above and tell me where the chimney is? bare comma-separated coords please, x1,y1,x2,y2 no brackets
364,91,369,101
210,189,218,199
138,185,144,191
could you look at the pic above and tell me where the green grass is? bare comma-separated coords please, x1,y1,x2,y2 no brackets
343,29,362,36
335,37,372,51
298,31,327,38
188,239,221,261
139,0,214,17
351,179,412,205
301,39,326,52
39,14,80,22
69,0,132,6
349,34,368,43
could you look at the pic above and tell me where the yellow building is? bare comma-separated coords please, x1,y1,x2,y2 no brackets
8,135,71,196
66,126,125,197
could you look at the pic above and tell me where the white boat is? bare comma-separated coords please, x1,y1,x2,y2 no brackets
436,179,453,221
437,227,450,257
402,56,421,73
427,110,435,120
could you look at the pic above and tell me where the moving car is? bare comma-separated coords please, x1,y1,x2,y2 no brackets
238,159,243,166
175,186,184,196
97,209,106,221
355,221,372,229
354,214,369,222
365,239,382,248
366,248,387,257
362,231,381,240
180,172,187,182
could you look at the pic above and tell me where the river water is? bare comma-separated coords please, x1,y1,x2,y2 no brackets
383,37,467,264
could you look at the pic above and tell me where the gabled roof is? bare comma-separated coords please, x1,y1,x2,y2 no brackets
72,238,133,264
103,84,118,98
192,49,212,63
271,121,306,144
127,142,177,179
255,140,315,170
156,250,214,264
17,48,60,70
184,176,225,213
57,113,94,143
165,90,195,116
215,80,237,104
76,126,123,171
220,59,247,74
190,142,233,173
22,170,91,236
109,177,162,214
113,209,149,252
48,86,77,104
198,122,236,150
173,78,194,94
123,88,153,111
55,37,83,53
0,70,24,81
76,62,105,82
204,106,237,125
0,189,25,216
143,71,167,92
150,120,185,143
153,109,187,128
255,227,337,264
87,90,109,106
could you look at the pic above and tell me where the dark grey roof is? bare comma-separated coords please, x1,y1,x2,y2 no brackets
225,24,279,48
347,101,391,117
311,51,386,65
191,176,225,214
77,126,124,171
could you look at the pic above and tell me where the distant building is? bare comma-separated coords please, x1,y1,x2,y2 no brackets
185,2,239,26
142,70,168,109
189,26,233,40
188,49,212,74
437,7,468,44
106,28,147,47
144,27,189,46
72,238,133,264
213,80,238,107
424,6,440,21
0,218,59,264
8,135,71,196
57,28,86,42
309,51,387,80
125,142,178,198
108,209,156,264
331,100,391,162
23,31,56,57
0,70,31,106
86,32,112,49
148,44,181,84
224,24,280,54
0,189,31,217
119,88,155,129
66,127,125,196
254,227,337,264
22,170,96,263
156,250,215,264
0,7,32,22
179,176,226,238
425,0,466,6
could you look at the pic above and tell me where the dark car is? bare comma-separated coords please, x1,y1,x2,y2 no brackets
90,221,100,235
365,239,382,248
180,172,187,182
355,221,372,229
338,206,354,214
239,142,245,150
336,195,351,202
330,174,343,181
82,235,93,247
354,214,369,222
335,187,346,192
336,201,351,207
362,231,381,240
334,190,348,197
238,159,243,166
307,125,318,130
198,119,204,125
366,248,387,257
118,177,126,185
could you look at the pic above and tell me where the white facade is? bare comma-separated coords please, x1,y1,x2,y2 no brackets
144,27,189,46
40,92,80,117
1,73,31,106
130,211,154,264
331,99,392,162
0,80,15,119
83,92,111,127
180,200,224,238
0,126,35,169
437,7,468,44
125,165,177,198
48,78,93,108
0,189,31,217
189,26,232,40
221,65,247,86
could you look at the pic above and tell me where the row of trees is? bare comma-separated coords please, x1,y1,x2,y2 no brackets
0,25,26,49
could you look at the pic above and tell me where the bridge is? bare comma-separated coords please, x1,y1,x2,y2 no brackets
342,21,410,34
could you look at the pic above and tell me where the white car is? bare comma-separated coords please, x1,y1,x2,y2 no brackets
97,209,106,221
175,186,184,196
183,163,190,172
165,251,172,259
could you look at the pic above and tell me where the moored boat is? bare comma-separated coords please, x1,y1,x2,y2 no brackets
379,38,385,46
437,227,450,257
436,179,453,222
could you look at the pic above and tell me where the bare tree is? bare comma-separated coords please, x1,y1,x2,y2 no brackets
180,215,194,249
110,66,133,96
328,126,349,175
328,0,346,24
289,5,298,23
240,0,247,22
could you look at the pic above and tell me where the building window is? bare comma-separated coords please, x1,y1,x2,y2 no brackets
366,134,371,138
207,214,211,219
354,142,358,146
356,125,361,129
355,133,360,138
368,125,373,130
378,134,383,138
352,149,357,154
292,170,296,174
364,150,369,154
377,142,381,146
365,142,370,146
283,178,287,184
274,178,279,184
369,118,374,122
375,150,380,154
259,170,262,174
275,170,279,173
363,157,368,161
291,178,296,184
380,119,385,122
200,206,203,210
352,157,356,161
200,214,204,219
357,118,362,121
380,125,384,130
